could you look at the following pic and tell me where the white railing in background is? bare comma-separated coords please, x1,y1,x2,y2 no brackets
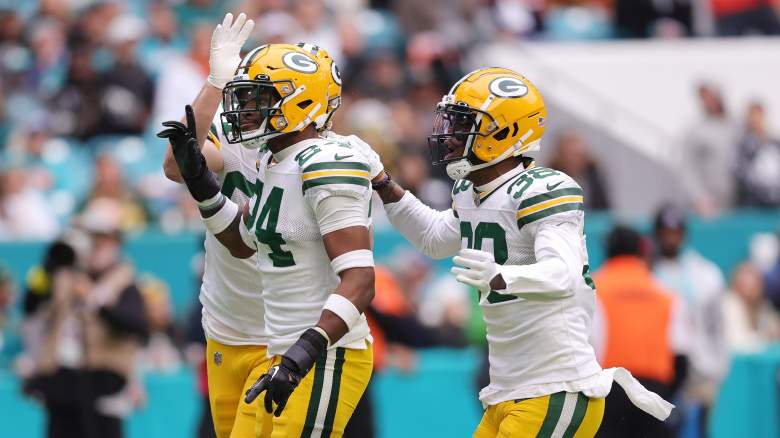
469,37,780,170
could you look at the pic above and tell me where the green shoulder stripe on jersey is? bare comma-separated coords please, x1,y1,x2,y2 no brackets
536,392,566,438
519,187,583,209
321,348,346,437
301,353,327,438
518,202,583,229
302,161,370,173
302,176,370,192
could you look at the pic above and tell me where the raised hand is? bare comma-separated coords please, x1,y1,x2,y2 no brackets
157,105,204,180
208,12,255,89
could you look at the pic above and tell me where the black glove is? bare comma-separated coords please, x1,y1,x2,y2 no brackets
244,328,328,416
157,105,220,203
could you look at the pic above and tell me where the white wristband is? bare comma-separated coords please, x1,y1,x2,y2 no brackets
330,249,374,274
202,198,239,235
323,294,362,331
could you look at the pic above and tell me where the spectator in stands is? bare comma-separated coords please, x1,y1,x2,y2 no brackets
151,23,210,130
735,101,780,208
0,263,22,369
174,0,225,29
23,203,148,438
140,2,186,77
288,0,341,59
395,151,451,211
80,155,148,233
159,190,204,234
641,0,695,38
722,262,780,353
712,0,780,35
592,225,688,438
547,129,611,210
681,82,738,216
181,250,216,438
764,233,780,312
138,276,181,372
48,44,102,140
0,9,25,46
652,204,727,435
95,15,154,137
0,166,59,240
544,0,614,40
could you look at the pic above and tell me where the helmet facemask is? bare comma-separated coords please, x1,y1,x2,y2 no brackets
221,78,296,150
429,99,499,180
428,102,490,165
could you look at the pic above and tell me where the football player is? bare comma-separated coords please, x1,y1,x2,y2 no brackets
362,68,674,437
160,13,269,438
158,43,375,438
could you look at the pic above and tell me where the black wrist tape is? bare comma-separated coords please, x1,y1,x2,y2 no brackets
282,328,328,376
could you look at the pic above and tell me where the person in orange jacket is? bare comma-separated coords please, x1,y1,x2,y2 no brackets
592,225,690,438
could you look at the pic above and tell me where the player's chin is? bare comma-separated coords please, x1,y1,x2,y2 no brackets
444,145,465,161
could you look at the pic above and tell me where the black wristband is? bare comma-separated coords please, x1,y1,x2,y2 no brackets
281,328,328,376
183,155,221,203
371,171,392,190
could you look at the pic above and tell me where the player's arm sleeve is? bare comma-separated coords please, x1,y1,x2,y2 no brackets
383,191,461,259
495,221,584,299
302,161,372,234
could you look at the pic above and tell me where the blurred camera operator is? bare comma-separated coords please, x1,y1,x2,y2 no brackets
22,199,148,438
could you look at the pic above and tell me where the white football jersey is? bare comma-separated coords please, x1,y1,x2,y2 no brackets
245,137,373,356
451,166,601,405
199,111,267,345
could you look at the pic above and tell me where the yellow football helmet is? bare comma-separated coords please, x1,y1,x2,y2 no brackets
429,67,546,180
296,43,342,130
220,43,330,149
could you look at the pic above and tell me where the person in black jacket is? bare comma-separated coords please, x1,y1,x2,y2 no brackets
23,200,148,438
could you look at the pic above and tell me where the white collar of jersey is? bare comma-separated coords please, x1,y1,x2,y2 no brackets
272,138,322,163
474,163,526,199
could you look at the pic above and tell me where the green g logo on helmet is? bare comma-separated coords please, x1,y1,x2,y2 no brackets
488,77,528,98
282,52,318,74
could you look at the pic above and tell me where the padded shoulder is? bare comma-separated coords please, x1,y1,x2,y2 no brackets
296,140,371,196
506,167,584,229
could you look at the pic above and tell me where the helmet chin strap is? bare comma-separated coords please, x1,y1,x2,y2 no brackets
446,129,533,180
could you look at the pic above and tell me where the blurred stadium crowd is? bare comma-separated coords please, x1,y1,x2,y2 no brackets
0,0,779,437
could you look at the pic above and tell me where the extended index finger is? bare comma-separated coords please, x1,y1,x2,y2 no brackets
185,105,196,132
244,376,268,403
